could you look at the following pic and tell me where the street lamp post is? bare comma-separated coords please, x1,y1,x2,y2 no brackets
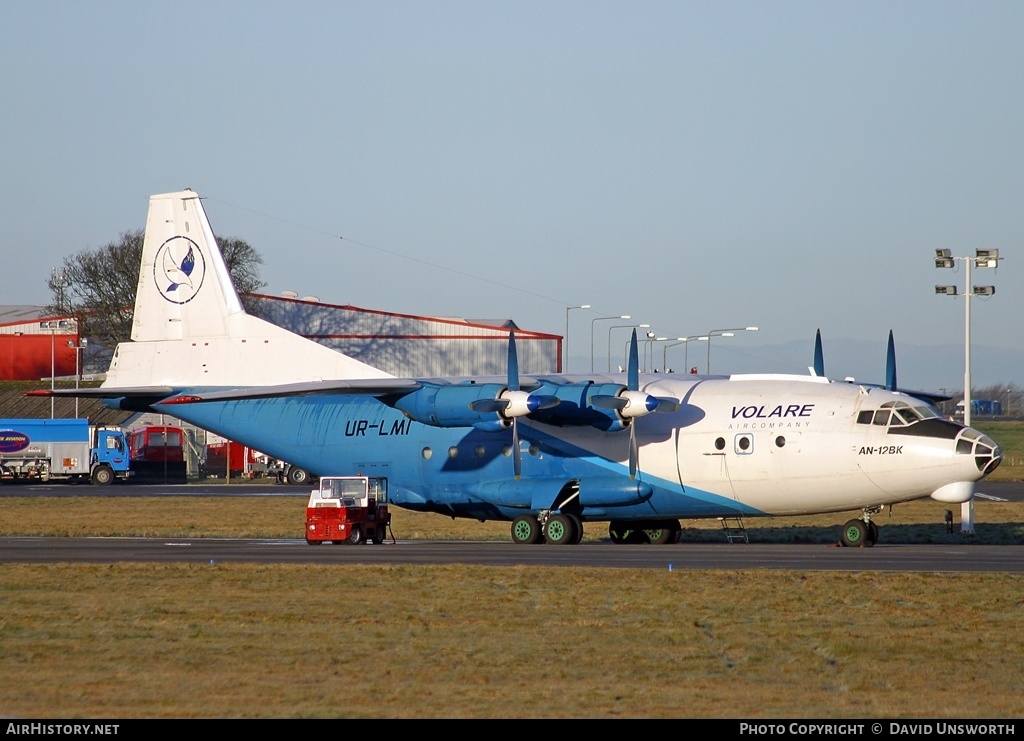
592,315,630,372
642,332,657,372
706,327,759,374
564,305,590,372
660,338,689,372
683,335,710,374
40,320,64,418
40,319,77,418
934,248,1001,534
75,336,87,418
608,324,648,372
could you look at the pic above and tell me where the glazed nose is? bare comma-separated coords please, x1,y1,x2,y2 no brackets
958,428,1002,476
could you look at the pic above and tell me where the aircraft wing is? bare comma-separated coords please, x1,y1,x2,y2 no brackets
159,378,424,404
27,379,424,405
892,387,951,405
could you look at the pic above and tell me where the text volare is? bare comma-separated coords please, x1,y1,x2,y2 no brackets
732,404,814,419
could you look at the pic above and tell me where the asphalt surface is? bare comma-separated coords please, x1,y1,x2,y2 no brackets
1,536,1021,572
1,480,1021,572
3,480,1023,500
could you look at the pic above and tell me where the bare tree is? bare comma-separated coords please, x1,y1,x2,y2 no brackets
48,229,267,354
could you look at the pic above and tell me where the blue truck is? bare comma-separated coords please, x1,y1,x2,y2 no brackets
0,418,131,485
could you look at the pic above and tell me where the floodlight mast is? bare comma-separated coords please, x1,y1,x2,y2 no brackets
934,248,1001,533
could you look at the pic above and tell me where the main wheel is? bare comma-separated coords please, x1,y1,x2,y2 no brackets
645,520,681,545
91,465,114,486
544,513,577,545
511,515,543,545
867,521,879,546
566,513,584,544
840,519,871,548
286,467,310,486
608,521,629,544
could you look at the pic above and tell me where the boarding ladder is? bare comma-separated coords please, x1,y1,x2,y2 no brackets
718,517,748,544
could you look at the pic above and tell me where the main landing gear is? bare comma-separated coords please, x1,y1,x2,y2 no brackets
840,508,881,548
509,514,683,545
510,513,584,545
608,519,682,545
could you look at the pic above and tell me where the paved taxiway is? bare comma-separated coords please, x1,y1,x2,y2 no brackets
1,481,1020,572
3,481,1023,500
1,537,1022,572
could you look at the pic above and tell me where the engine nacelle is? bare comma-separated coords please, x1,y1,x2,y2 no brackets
525,382,629,431
390,383,511,431
467,477,653,508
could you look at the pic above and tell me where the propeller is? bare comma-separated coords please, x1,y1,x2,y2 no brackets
885,330,897,391
469,331,558,479
590,329,678,479
811,329,950,404
812,329,825,377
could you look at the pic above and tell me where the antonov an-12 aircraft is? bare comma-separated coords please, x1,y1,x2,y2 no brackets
34,190,1002,546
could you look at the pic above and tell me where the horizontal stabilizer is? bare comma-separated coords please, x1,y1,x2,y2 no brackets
26,386,177,399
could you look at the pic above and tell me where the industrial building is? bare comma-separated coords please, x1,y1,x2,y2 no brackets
2,294,561,481
252,293,560,377
0,295,562,382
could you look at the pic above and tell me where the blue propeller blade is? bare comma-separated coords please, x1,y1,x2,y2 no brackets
886,330,897,392
627,329,639,391
627,329,639,478
813,329,824,377
507,331,520,392
507,331,522,479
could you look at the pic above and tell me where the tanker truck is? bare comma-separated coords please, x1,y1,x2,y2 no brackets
0,418,131,485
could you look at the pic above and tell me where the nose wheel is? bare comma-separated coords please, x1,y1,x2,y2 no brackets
840,518,879,548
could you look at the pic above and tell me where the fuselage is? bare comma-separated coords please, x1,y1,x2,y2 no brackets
151,371,1001,524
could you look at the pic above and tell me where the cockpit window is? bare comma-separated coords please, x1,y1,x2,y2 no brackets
858,400,940,428
890,409,914,426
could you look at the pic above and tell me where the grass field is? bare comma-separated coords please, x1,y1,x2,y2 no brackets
0,421,1022,719
0,496,1022,719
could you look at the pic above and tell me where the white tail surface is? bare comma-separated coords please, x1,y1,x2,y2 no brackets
104,190,391,389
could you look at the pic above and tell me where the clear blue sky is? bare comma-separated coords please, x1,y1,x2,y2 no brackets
3,1,1022,388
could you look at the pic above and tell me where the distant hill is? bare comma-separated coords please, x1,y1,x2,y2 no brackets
574,339,1024,394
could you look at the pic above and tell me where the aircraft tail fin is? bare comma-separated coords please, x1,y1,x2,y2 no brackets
130,190,243,342
104,190,391,389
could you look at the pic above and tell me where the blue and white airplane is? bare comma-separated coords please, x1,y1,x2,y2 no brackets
35,190,1003,546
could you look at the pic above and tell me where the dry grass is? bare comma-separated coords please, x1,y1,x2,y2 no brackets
0,494,1022,544
1,564,1022,718
0,496,1023,718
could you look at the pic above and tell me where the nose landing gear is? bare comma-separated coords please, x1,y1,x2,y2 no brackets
840,507,881,547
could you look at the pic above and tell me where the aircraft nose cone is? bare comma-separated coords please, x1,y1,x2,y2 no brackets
961,428,1002,477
